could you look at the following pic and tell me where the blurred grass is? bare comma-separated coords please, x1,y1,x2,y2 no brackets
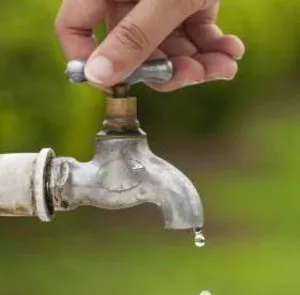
2,230,300,295
1,0,300,294
1,98,300,295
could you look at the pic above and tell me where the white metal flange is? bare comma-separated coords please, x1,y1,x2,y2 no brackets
34,148,56,222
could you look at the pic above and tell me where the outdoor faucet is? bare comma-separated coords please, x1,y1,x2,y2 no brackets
0,59,204,244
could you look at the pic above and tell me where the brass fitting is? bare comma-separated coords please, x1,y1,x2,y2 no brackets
100,97,142,135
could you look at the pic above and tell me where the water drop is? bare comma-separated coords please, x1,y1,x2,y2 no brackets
200,291,211,295
194,227,205,248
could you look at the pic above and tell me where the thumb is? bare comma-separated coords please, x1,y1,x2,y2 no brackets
84,0,202,87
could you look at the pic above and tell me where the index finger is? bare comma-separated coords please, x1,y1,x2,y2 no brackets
55,0,107,60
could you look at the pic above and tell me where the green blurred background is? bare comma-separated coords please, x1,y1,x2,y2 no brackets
1,0,300,294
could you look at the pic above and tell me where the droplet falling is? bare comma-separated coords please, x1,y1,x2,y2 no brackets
194,227,205,248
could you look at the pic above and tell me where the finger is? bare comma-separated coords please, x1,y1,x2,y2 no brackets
200,35,245,60
84,0,206,88
186,24,245,60
186,24,223,49
87,48,167,91
185,3,245,61
194,52,238,80
186,1,220,26
151,52,238,92
159,28,198,57
107,3,191,60
106,1,135,32
105,2,166,60
149,56,206,92
148,49,167,60
55,0,106,60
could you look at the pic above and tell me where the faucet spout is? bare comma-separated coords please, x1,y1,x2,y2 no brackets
50,135,203,230
49,96,204,230
146,156,204,229
0,96,203,231
0,60,204,233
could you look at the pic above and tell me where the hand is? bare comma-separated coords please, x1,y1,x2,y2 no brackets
55,0,245,91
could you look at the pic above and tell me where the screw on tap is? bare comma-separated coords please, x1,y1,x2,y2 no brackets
65,60,87,83
111,83,130,98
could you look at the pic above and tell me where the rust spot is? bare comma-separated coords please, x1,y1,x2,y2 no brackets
61,200,69,209
0,205,31,216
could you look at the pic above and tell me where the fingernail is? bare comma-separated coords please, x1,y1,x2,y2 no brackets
217,76,234,80
85,56,114,85
187,81,200,86
183,81,202,87
209,75,235,81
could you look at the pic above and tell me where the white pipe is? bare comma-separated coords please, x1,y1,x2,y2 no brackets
0,148,55,221
0,139,204,230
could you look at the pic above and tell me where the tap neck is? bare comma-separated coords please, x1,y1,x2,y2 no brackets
98,97,144,136
94,136,150,161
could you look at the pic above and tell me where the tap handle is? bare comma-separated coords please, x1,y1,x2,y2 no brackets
124,59,174,85
65,59,174,85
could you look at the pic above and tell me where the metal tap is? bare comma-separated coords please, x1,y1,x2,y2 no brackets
65,58,173,86
0,59,204,242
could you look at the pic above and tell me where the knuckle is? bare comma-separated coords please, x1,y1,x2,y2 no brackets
201,14,215,24
185,0,214,13
54,18,92,38
114,22,150,52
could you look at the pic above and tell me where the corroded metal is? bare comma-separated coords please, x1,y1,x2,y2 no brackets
48,96,204,230
106,97,137,118
0,97,204,230
112,84,130,98
100,97,142,135
0,205,31,216
34,148,55,221
51,135,203,229
0,58,204,230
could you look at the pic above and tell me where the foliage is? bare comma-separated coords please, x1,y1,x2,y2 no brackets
1,1,300,294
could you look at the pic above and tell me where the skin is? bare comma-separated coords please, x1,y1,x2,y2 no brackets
55,0,245,91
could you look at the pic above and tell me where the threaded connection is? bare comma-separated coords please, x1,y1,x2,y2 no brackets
100,97,142,135
106,97,137,117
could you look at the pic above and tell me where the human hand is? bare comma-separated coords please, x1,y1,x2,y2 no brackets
55,0,245,91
